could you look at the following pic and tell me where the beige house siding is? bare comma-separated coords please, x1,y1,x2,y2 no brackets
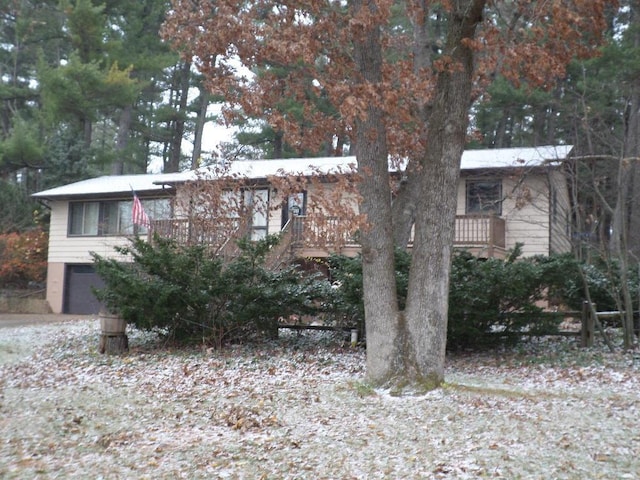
457,170,566,257
47,201,134,263
501,175,552,257
548,169,572,254
45,200,139,313
45,262,65,313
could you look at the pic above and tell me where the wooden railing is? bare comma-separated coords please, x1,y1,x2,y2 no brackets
291,215,355,248
454,215,505,255
151,214,506,258
291,214,505,254
149,218,239,254
264,219,296,270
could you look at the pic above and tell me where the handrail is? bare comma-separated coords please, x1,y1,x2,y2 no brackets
264,219,295,270
151,214,507,258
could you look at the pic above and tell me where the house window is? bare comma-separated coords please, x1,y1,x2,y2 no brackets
69,202,100,235
68,198,171,236
245,189,269,240
466,179,502,215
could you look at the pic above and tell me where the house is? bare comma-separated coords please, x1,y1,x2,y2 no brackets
33,145,573,314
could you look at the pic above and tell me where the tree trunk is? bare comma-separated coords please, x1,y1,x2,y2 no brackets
391,175,419,248
628,157,640,258
166,60,191,173
191,90,209,169
273,130,284,159
112,105,132,175
351,0,403,386
403,0,485,388
390,1,433,250
82,117,92,149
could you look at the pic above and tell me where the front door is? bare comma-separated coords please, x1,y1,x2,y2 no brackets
281,191,307,228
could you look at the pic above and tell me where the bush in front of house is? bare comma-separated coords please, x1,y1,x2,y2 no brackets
557,255,640,314
447,248,575,349
326,248,411,336
92,235,330,346
0,227,48,289
327,246,575,350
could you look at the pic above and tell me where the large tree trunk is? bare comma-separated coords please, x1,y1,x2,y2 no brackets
191,90,209,169
391,0,435,250
166,60,191,173
403,0,485,388
351,0,403,386
111,105,132,175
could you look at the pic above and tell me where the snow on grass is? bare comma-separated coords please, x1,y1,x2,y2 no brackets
1,319,639,479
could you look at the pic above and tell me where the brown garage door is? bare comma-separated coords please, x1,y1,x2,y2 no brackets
64,264,105,314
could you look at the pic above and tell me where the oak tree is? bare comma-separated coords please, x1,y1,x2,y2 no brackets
164,0,614,389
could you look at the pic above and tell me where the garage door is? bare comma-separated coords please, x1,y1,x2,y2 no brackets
64,264,105,314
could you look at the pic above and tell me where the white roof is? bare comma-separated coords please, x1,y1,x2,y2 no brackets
33,145,572,199
159,156,359,184
32,173,174,199
460,145,572,170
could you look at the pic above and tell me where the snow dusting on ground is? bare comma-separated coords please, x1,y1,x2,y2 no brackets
1,318,639,479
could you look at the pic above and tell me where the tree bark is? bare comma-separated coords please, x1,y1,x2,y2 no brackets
351,0,403,386
191,89,209,169
403,0,485,388
166,60,191,173
391,174,419,248
112,105,132,175
391,0,435,249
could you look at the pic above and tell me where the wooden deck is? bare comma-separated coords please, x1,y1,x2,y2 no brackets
288,214,506,258
150,214,506,259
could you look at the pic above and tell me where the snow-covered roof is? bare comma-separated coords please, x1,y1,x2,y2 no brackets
32,173,175,200
158,156,358,184
460,145,572,170
33,145,572,200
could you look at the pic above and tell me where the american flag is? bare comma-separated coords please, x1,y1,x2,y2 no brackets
132,193,150,228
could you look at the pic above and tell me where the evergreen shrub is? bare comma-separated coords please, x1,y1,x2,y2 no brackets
328,246,576,350
92,235,330,346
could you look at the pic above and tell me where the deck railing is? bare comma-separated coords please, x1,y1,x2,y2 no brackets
454,214,505,251
149,218,239,253
291,215,355,248
151,214,506,257
291,214,505,255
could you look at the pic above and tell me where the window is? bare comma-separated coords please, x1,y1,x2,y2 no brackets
245,189,269,240
287,192,306,216
69,202,100,235
466,179,502,215
68,198,171,236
